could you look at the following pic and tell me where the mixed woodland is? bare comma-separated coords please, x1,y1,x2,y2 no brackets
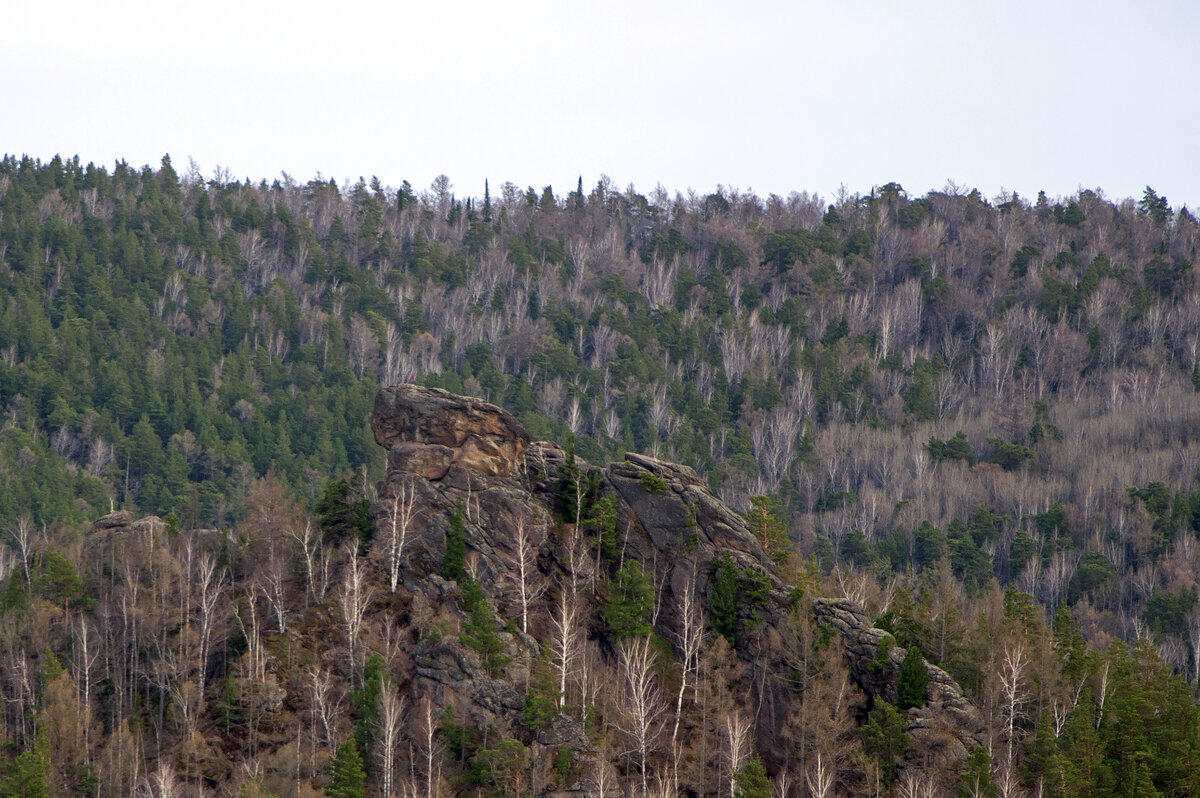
1,153,1200,797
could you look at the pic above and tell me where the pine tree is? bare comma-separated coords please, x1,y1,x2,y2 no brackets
733,757,770,798
860,700,906,788
604,561,654,639
897,645,929,709
0,733,50,798
326,738,366,798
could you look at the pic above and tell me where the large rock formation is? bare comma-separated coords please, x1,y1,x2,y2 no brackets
371,385,988,792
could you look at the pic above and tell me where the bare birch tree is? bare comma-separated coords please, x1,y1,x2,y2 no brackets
138,762,184,798
307,665,342,752
805,751,835,798
384,478,419,593
617,636,666,797
74,617,100,757
999,640,1028,770
414,697,444,798
195,550,226,700
671,574,705,757
8,513,33,586
338,544,373,678
289,519,320,604
549,584,580,710
724,710,752,798
507,517,545,635
377,684,405,798
895,768,938,798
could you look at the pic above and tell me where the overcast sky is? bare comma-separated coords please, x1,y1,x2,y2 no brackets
5,1,1197,208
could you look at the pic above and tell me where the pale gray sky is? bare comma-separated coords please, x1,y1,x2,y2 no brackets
5,0,1197,207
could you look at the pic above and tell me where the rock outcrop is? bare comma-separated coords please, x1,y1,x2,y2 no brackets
373,384,530,480
371,385,989,792
813,598,988,777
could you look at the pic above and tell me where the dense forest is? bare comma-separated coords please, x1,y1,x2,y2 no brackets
0,153,1199,797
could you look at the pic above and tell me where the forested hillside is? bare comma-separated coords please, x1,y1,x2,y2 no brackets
1,153,1199,796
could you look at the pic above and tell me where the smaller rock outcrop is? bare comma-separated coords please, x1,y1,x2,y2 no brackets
813,598,988,779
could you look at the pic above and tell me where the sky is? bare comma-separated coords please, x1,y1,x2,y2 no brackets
4,0,1198,208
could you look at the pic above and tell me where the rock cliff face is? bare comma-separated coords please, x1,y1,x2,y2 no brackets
373,384,530,480
371,384,987,792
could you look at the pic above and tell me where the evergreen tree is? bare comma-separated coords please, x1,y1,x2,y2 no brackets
351,654,386,763
742,495,790,564
325,738,366,798
554,436,581,522
460,579,510,676
733,757,770,798
958,746,997,798
860,700,906,787
897,645,929,709
442,502,467,582
0,734,49,798
709,555,740,644
603,561,654,639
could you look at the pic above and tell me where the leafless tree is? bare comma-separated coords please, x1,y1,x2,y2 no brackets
338,544,374,677
995,762,1025,798
771,770,792,798
1187,608,1200,687
999,640,1028,769
617,636,666,796
980,322,1014,399
414,697,444,798
590,755,619,798
307,665,342,752
724,710,752,798
384,478,419,593
236,584,266,683
895,768,939,798
289,519,320,604
549,584,580,710
642,256,679,309
8,513,33,586
560,522,595,599
718,324,753,384
73,617,100,756
671,574,705,758
566,394,584,436
751,404,805,491
805,751,835,798
378,684,405,798
1095,660,1111,728
258,549,288,635
507,518,545,635
137,762,184,798
195,550,226,700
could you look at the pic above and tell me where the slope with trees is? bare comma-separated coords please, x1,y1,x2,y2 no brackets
1,153,1199,795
